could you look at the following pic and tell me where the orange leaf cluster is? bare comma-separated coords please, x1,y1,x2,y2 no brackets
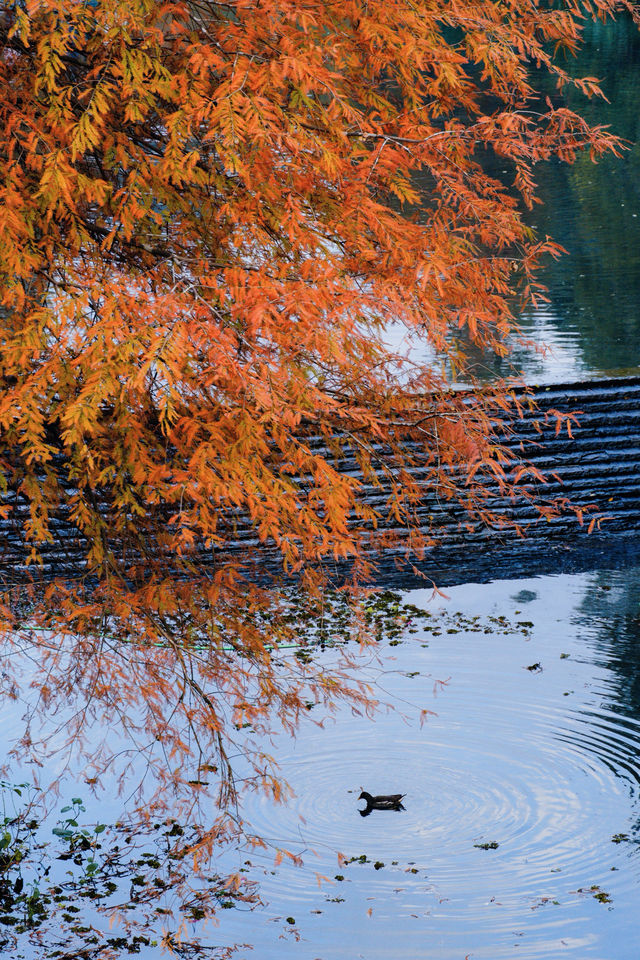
0,0,632,583
0,0,634,863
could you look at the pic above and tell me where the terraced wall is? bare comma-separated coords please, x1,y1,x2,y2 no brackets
1,376,639,588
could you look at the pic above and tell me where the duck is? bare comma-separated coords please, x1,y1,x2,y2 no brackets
358,790,405,814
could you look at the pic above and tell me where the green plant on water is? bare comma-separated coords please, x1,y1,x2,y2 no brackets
0,785,253,956
576,884,613,905
0,780,47,935
344,854,370,864
52,796,107,882
611,833,630,844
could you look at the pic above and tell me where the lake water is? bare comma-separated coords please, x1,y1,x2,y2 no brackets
434,15,640,384
388,16,640,385
202,567,640,960
5,566,640,958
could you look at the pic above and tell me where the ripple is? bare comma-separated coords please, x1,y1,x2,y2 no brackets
242,691,640,909
227,583,640,959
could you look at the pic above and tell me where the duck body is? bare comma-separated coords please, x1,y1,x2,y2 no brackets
358,790,405,811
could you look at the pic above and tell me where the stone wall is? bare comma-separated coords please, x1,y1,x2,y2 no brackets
2,376,639,589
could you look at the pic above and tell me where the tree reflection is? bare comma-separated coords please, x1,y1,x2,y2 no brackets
0,783,255,958
523,15,640,376
576,566,640,721
447,15,640,382
0,587,425,955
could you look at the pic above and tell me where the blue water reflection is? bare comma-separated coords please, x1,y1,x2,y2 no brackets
212,568,640,959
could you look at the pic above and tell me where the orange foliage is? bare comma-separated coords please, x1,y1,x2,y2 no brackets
0,0,636,935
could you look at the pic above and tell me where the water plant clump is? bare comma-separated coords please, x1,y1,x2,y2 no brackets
0,786,254,959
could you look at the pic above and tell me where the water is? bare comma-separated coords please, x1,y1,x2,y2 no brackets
444,15,640,384
3,571,640,957
208,567,640,959
388,16,640,385
4,16,640,960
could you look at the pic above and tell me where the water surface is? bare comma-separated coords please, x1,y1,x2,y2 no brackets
416,15,640,384
211,567,640,959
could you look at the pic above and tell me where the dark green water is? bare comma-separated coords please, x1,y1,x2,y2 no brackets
464,15,640,383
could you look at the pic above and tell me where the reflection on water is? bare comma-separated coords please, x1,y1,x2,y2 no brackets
382,16,640,384
3,568,640,957
520,16,640,382
576,569,640,728
210,568,640,960
455,15,640,383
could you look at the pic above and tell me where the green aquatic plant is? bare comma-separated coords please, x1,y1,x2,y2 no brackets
0,786,255,958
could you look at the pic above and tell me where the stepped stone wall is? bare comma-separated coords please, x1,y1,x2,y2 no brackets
1,376,639,589
394,375,640,585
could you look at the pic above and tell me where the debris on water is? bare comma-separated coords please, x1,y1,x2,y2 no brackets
574,885,612,904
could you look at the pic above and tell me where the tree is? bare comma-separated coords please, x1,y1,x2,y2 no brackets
0,0,636,948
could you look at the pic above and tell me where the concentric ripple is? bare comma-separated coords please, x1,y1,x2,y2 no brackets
220,571,640,960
